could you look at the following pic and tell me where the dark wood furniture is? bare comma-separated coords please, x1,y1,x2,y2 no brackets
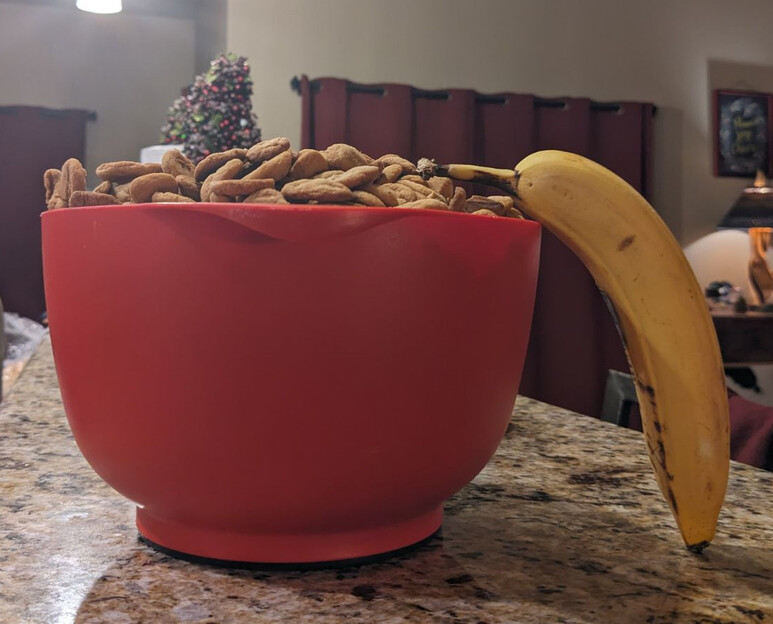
0,106,92,321
711,310,773,365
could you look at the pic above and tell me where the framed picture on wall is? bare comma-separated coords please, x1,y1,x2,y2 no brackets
714,89,772,177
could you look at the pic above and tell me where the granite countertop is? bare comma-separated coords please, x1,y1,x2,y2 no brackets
1,338,772,623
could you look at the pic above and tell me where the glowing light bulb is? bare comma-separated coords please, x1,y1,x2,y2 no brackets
76,0,122,14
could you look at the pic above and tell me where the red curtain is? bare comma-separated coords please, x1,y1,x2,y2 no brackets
299,76,655,417
0,106,92,321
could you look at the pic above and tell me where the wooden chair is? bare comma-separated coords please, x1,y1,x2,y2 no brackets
600,369,638,427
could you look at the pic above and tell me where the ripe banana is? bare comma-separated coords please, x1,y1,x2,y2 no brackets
419,150,730,551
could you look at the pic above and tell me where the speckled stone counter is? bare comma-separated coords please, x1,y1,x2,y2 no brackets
2,337,773,623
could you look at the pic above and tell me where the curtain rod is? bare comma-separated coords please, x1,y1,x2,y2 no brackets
290,76,657,115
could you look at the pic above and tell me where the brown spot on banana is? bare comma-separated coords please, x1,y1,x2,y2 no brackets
618,235,636,251
636,378,674,483
634,378,655,399
645,435,667,474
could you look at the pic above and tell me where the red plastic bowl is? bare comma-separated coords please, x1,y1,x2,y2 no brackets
41,203,540,564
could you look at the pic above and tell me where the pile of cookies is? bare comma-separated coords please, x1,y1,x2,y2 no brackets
44,138,522,218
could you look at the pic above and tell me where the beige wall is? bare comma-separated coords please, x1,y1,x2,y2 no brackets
0,3,194,182
227,0,773,244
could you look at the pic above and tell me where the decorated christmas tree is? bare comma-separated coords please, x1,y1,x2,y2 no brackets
160,53,261,163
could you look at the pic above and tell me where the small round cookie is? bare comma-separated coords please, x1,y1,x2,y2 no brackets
288,149,328,180
328,165,381,189
375,154,416,174
471,208,498,217
467,195,507,215
200,159,244,202
281,179,354,203
69,191,119,207
129,173,178,203
64,158,87,193
381,182,418,205
96,161,162,182
486,195,515,213
194,148,247,181
51,158,87,207
448,186,467,212
427,176,454,201
378,163,403,183
312,170,341,179
47,196,67,210
243,150,292,181
114,182,131,203
161,149,195,178
44,168,60,199
397,179,446,202
210,178,275,198
322,143,374,171
93,180,113,194
352,190,386,207
360,183,400,207
176,175,201,201
243,188,288,204
400,174,429,184
151,192,196,203
246,137,291,163
44,169,61,205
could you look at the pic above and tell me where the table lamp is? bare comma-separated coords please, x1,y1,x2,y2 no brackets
718,170,773,305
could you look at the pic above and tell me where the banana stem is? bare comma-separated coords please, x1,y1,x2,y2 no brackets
417,159,520,197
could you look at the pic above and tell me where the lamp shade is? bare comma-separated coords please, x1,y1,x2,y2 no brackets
718,170,773,228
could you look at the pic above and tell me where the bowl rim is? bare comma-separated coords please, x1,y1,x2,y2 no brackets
40,201,539,229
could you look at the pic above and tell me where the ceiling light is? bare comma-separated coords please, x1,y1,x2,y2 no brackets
76,0,122,14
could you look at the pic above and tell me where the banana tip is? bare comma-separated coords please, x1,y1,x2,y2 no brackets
685,540,711,555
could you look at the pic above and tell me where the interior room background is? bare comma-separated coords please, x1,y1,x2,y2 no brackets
5,0,773,415
5,0,773,244
232,0,773,245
